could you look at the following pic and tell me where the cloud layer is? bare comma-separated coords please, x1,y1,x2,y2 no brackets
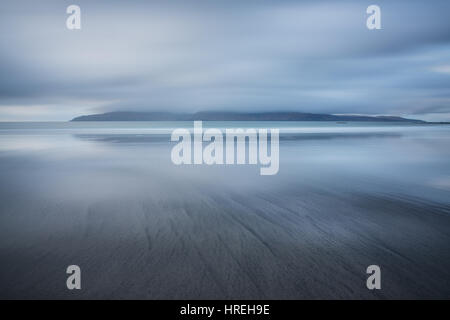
1,0,450,121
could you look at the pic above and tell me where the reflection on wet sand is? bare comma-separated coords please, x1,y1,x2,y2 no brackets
0,122,449,299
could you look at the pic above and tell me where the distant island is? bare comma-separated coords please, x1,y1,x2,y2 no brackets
71,111,425,123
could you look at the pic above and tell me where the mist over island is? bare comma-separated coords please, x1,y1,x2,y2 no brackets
71,111,425,122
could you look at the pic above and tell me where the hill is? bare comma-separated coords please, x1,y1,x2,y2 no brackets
71,111,425,122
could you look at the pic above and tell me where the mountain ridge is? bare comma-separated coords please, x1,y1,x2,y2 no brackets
71,111,425,123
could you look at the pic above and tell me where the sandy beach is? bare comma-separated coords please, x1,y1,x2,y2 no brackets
0,122,449,299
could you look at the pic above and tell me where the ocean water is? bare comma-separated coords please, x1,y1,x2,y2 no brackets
0,121,449,299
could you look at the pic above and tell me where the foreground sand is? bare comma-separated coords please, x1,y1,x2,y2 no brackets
0,125,449,299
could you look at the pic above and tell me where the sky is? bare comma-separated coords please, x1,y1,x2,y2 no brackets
0,0,450,121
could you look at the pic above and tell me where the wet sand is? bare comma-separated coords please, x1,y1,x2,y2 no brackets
0,123,449,299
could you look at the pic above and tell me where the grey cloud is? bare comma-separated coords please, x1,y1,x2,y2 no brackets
0,0,450,120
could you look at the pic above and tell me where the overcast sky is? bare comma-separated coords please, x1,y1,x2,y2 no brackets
0,0,449,121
